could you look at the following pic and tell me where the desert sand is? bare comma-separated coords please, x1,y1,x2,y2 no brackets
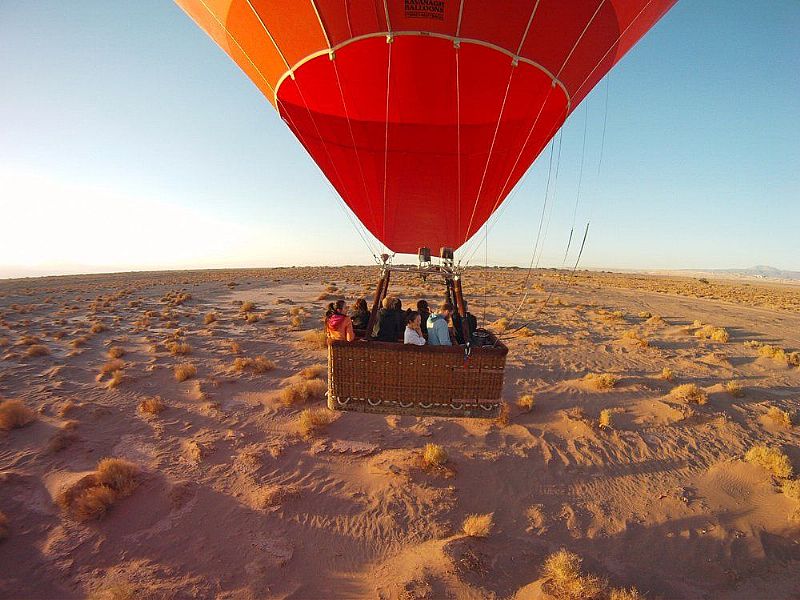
1,266,799,599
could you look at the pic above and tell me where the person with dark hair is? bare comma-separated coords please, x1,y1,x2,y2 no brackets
427,301,453,346
416,299,430,337
324,299,355,342
351,297,369,331
403,310,426,346
376,296,404,342
454,300,478,345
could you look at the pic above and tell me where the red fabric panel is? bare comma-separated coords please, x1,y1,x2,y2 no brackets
278,36,567,254
314,0,387,46
458,0,535,52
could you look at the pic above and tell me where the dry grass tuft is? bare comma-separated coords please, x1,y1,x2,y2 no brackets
99,359,125,376
766,406,794,429
659,367,674,381
598,409,613,430
90,322,106,334
25,344,50,357
0,399,37,431
422,443,448,468
610,588,645,600
299,330,328,350
462,513,493,537
107,346,125,359
251,483,301,508
298,408,332,438
106,369,125,389
638,311,652,319
517,394,535,412
299,364,327,380
240,301,256,313
756,344,800,367
492,317,510,332
670,383,708,404
745,445,793,479
725,381,744,398
621,329,649,347
232,356,277,375
57,458,139,522
174,362,197,382
694,324,730,343
280,379,327,405
584,373,618,390
138,397,166,415
228,340,242,355
542,549,607,600
204,312,217,325
166,341,192,356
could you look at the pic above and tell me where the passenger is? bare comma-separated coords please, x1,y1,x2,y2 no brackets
376,296,404,342
427,301,453,346
351,298,369,331
324,299,355,342
403,310,426,346
454,300,478,345
416,299,430,337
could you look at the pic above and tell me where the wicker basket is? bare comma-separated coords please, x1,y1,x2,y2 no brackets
327,336,507,418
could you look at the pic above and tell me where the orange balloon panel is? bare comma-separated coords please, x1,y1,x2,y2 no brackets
176,0,676,254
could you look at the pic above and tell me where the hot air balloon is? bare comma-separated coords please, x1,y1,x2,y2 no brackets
176,0,676,418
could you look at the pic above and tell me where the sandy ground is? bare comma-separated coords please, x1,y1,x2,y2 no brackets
0,267,799,599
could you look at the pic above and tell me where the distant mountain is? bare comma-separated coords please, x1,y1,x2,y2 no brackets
713,266,800,280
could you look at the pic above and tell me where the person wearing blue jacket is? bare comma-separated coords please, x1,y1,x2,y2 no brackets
426,301,454,346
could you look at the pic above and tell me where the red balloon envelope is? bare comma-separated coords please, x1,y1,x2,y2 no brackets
176,0,675,254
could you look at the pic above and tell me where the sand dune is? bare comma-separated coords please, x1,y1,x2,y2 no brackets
1,267,799,599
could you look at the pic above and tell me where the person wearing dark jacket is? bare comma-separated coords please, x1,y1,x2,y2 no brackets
351,298,369,331
376,296,404,342
416,299,430,337
454,300,478,345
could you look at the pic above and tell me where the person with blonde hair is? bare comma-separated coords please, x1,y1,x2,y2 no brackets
376,295,404,342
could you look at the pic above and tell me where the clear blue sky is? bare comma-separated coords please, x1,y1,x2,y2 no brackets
1,1,798,278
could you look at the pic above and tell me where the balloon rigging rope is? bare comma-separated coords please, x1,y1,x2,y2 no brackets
381,40,392,251
562,102,589,263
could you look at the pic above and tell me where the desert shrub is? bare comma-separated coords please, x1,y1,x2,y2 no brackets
584,373,618,390
107,346,125,359
744,340,763,349
99,359,125,376
598,409,613,430
299,330,328,350
166,341,191,356
746,445,793,479
90,323,106,334
280,379,327,405
517,394,535,412
462,513,493,537
542,549,607,600
609,588,645,600
298,408,332,438
638,311,652,319
58,458,139,522
725,381,744,398
756,344,800,367
204,312,217,325
240,301,256,313
174,363,197,382
621,330,648,347
0,399,36,431
0,510,8,540
695,325,729,343
106,370,125,389
670,383,707,404
659,367,674,381
138,397,165,415
422,443,448,468
232,356,276,374
493,317,510,332
25,344,50,357
245,313,260,324
299,364,327,380
766,406,794,428
228,340,242,355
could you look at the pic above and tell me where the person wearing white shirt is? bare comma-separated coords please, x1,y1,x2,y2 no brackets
403,311,426,346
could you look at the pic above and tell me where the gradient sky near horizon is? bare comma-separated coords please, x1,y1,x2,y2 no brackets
1,1,798,279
